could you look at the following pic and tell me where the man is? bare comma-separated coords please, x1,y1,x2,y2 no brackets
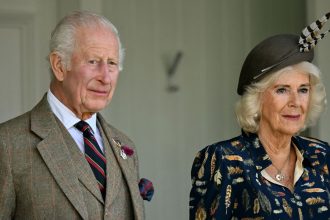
0,11,146,219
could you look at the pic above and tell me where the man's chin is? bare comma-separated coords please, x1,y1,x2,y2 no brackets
85,103,109,113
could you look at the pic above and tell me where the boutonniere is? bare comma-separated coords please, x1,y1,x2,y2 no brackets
112,138,134,159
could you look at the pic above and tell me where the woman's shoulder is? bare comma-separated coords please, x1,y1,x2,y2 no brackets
295,135,330,153
197,135,246,156
295,135,330,170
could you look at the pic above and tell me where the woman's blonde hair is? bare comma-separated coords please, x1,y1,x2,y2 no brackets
235,61,326,133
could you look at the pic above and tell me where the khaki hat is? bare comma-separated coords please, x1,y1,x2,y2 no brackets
237,12,330,95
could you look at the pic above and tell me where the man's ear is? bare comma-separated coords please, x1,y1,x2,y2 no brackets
49,52,66,81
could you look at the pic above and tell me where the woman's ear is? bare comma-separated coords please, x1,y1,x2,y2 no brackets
49,52,66,81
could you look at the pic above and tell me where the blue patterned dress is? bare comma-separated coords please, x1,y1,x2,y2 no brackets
189,132,330,219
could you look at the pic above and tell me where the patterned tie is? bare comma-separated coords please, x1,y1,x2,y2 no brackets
74,120,106,199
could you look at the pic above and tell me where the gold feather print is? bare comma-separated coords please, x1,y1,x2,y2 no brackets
303,188,325,193
210,153,216,178
302,182,315,187
311,161,320,167
298,208,303,220
195,206,207,220
306,197,325,205
227,166,244,175
253,198,260,214
225,185,232,214
233,198,238,209
282,198,292,218
231,140,240,146
214,169,222,186
258,191,272,214
225,155,243,161
323,164,329,174
210,194,220,216
198,166,205,179
198,152,208,179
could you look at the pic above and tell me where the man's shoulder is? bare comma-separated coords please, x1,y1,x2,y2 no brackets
0,111,31,130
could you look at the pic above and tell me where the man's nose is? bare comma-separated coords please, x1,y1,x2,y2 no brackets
99,62,111,83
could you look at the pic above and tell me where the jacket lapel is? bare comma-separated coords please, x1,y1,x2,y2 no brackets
97,123,121,205
59,119,104,204
98,114,144,220
31,95,88,219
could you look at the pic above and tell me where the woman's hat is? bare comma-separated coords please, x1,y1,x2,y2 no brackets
237,12,330,95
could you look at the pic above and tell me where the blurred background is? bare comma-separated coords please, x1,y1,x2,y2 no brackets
0,0,329,219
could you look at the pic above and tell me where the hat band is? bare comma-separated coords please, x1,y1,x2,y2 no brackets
252,49,299,80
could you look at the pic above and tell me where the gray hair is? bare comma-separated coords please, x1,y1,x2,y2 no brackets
48,10,125,73
235,61,327,133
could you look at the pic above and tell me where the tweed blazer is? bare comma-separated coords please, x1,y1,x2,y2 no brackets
0,95,145,219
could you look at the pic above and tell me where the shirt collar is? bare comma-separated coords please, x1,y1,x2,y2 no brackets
47,89,98,132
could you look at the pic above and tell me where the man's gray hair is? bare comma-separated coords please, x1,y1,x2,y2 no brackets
48,10,125,73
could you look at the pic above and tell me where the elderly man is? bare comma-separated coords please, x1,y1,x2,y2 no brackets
0,11,148,219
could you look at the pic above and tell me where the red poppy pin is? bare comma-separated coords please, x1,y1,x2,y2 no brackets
112,139,134,159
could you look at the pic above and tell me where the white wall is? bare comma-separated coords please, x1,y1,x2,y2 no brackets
0,0,55,122
307,1,330,141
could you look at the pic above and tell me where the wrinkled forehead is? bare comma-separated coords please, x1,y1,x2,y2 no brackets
73,26,119,50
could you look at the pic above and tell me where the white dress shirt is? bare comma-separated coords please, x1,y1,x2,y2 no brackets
47,89,104,153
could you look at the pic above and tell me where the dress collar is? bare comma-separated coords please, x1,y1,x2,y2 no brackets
240,131,323,171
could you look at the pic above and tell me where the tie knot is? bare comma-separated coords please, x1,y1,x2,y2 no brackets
74,120,91,133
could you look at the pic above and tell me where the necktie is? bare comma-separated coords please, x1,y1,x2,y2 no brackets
74,120,106,199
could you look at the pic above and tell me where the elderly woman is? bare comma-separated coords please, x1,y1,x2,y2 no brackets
189,13,330,219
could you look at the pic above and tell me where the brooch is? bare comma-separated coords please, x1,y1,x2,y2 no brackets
112,138,134,159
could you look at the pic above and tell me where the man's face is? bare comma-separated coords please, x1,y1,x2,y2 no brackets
55,26,120,118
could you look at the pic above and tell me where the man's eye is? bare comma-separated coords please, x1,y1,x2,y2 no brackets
108,61,117,66
88,60,97,64
275,88,287,94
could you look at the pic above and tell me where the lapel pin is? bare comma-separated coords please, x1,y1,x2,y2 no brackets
120,149,127,159
112,138,134,159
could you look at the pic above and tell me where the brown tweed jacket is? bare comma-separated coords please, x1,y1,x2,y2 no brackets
0,95,145,219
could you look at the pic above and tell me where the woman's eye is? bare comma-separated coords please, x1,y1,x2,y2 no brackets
299,87,309,94
275,88,287,94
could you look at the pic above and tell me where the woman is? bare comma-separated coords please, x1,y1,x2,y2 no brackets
189,13,330,219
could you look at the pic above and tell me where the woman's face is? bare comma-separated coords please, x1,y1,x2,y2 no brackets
259,69,310,136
